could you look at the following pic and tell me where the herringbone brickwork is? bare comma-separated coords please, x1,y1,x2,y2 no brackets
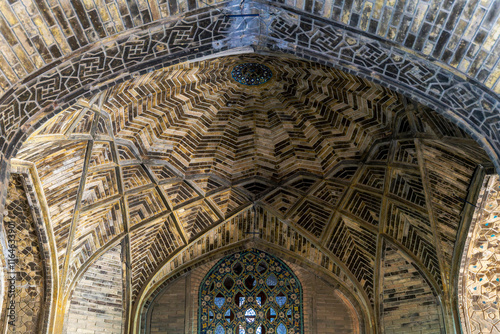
10,54,492,332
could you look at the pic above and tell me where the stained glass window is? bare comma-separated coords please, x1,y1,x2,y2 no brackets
231,63,273,86
199,249,303,334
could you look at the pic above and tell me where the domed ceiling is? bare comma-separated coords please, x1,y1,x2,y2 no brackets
95,54,395,182
14,54,492,328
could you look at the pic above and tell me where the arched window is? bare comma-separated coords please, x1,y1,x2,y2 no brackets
199,249,303,334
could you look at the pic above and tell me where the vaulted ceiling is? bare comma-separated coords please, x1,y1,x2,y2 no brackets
1,0,499,332
14,53,492,331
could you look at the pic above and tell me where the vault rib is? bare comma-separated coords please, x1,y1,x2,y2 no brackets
60,113,99,289
133,206,376,329
141,163,189,245
98,106,134,334
373,134,397,332
415,136,452,328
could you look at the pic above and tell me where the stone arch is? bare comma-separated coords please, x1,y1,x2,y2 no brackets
0,2,498,173
457,174,500,334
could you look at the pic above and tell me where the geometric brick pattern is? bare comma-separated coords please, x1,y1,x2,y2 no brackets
146,207,361,312
127,188,168,227
344,190,383,227
81,168,119,206
385,203,442,289
3,174,45,334
0,0,497,97
422,140,486,280
68,200,124,284
0,3,499,176
148,275,188,333
101,55,397,182
8,54,493,332
148,259,359,334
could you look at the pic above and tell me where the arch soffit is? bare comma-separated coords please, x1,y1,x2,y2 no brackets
12,68,487,333
0,1,498,172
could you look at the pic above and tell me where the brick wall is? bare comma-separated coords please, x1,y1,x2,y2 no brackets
149,275,187,333
381,245,444,334
63,245,124,334
289,263,359,334
148,261,214,334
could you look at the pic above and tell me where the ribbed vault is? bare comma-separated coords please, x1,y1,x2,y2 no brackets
0,0,499,175
12,53,493,332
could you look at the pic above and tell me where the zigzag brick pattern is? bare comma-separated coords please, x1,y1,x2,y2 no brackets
0,0,497,95
130,215,184,297
14,55,491,309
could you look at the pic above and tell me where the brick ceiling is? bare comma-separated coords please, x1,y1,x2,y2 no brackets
0,0,499,172
1,0,500,331
0,0,499,95
14,54,492,323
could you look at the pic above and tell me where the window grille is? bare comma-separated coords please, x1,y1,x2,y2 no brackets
199,249,303,334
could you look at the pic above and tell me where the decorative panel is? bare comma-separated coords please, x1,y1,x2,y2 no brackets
460,175,500,334
3,174,45,334
326,217,377,303
198,249,303,334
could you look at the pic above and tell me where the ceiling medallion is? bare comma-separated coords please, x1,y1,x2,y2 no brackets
231,63,273,86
